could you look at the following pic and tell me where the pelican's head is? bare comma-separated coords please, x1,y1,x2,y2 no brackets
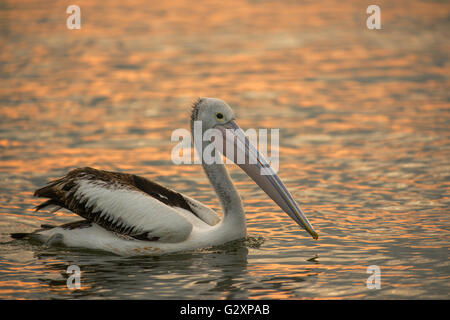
190,97,318,240
191,97,235,132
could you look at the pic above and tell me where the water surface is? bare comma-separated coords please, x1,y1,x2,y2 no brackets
0,0,449,299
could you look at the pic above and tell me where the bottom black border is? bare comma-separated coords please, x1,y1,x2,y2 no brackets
0,299,447,318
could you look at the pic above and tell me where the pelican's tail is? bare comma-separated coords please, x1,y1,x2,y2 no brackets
10,224,56,240
10,232,30,239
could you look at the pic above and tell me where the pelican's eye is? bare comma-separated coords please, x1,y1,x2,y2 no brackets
215,112,224,121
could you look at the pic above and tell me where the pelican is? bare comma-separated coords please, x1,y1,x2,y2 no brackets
12,98,318,255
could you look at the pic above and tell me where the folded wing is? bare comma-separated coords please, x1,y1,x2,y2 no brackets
34,167,220,242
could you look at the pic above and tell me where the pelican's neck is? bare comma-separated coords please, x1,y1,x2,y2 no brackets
191,112,246,231
201,162,246,226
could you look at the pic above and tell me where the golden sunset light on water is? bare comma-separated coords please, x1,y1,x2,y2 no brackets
0,0,448,303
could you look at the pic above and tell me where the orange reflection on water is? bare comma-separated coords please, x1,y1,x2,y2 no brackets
0,0,449,299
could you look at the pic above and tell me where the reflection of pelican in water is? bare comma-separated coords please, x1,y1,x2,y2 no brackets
34,242,251,299
12,98,318,256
